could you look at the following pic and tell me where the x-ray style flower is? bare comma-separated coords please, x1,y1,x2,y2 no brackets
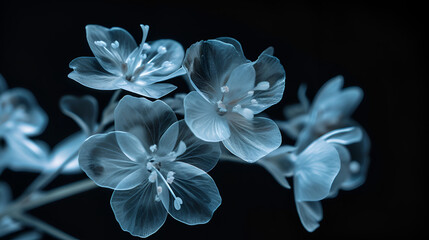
79,95,221,238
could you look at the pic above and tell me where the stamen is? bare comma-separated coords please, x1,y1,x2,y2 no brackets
142,43,151,50
254,81,270,91
232,104,254,120
157,186,163,194
155,195,161,202
146,162,153,171
148,171,157,183
220,86,230,93
161,61,174,68
251,99,258,105
111,40,119,49
94,40,107,47
167,171,175,184
349,161,361,173
174,197,183,210
157,46,167,54
217,100,227,112
150,144,158,153
247,90,254,96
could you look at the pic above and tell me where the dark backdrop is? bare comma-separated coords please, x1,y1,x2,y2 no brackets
0,1,427,239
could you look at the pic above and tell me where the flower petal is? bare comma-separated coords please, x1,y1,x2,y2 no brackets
184,91,230,142
222,115,281,163
48,131,86,174
157,120,179,156
139,39,184,77
161,161,221,225
294,140,340,202
120,82,177,99
0,88,48,136
248,54,286,114
59,95,98,135
222,63,256,105
320,127,362,145
295,201,323,232
183,40,246,102
68,57,123,90
175,120,221,172
110,182,167,238
78,131,147,190
257,146,296,189
114,96,178,151
86,24,137,75
312,75,344,109
216,37,248,62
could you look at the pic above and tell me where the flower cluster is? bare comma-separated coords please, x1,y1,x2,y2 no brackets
0,24,370,239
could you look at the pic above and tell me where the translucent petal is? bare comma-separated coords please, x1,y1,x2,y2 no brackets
175,120,221,172
295,201,323,232
222,63,255,105
48,131,86,174
157,120,179,156
222,115,281,163
257,146,296,188
86,25,137,75
0,88,48,136
294,140,340,202
260,46,274,56
59,95,98,135
276,114,308,140
120,82,177,99
312,75,344,109
329,144,351,198
4,134,49,172
184,91,230,142
216,37,248,62
110,181,167,238
320,127,362,145
161,161,221,225
247,54,285,114
341,126,371,190
68,57,123,90
79,131,147,190
114,95,178,151
140,39,184,76
312,86,363,126
183,40,246,102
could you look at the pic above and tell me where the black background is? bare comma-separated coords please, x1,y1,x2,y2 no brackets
0,1,427,239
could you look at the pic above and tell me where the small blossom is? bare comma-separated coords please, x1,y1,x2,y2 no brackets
68,24,186,99
79,95,221,238
183,38,285,162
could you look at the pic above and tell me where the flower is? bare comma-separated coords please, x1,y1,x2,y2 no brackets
257,127,362,232
183,38,285,162
68,24,185,99
277,76,370,190
79,95,221,238
0,74,48,174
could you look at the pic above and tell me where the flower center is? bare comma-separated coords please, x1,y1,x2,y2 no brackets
215,81,270,120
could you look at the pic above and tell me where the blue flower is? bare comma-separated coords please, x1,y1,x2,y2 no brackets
257,127,362,232
79,95,221,238
68,25,185,99
277,76,370,191
0,74,48,174
183,38,285,162
292,127,362,232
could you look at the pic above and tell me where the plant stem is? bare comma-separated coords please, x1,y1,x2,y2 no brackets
12,213,78,240
1,179,97,219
